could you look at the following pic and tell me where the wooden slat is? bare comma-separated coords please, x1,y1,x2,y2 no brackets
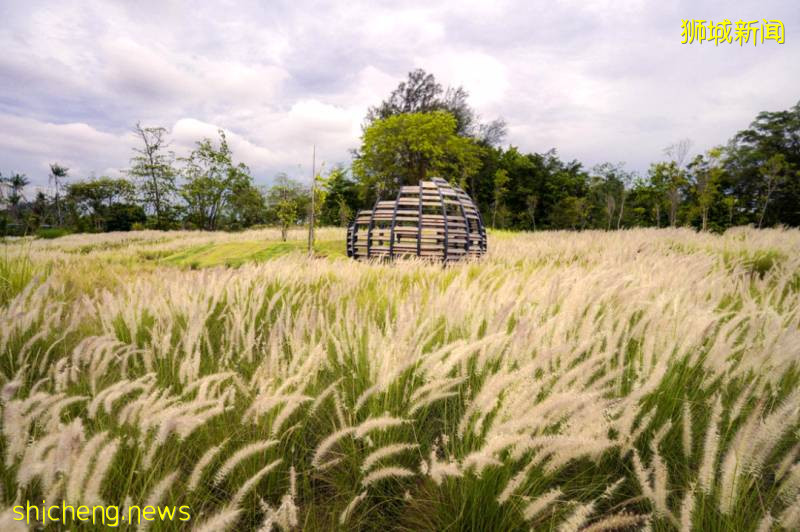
346,178,487,263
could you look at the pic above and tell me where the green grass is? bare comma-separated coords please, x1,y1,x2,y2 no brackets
0,248,44,306
35,227,72,239
162,239,347,268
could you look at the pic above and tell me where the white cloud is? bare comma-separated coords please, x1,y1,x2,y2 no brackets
171,117,281,170
417,51,509,108
0,0,798,186
0,114,133,180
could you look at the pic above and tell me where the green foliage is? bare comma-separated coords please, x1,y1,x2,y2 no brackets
726,100,800,227
687,149,724,231
105,203,147,231
319,166,359,227
48,163,69,226
457,98,797,231
365,68,506,144
756,153,790,228
470,147,592,230
128,123,179,229
491,169,509,229
353,111,484,199
180,130,263,231
227,180,268,228
265,174,307,241
0,171,30,233
66,177,137,231
589,162,630,230
549,195,589,230
3,95,800,236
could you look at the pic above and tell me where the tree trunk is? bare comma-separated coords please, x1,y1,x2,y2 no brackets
758,178,778,229
152,176,162,227
669,191,678,227
55,186,62,226
147,149,162,228
308,146,316,256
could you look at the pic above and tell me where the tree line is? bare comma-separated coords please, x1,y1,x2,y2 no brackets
0,125,357,238
1,69,798,237
352,70,799,232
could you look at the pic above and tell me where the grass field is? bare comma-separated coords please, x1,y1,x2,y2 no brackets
1,226,799,530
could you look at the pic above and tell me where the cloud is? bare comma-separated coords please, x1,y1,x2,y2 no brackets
0,114,134,180
417,51,509,108
0,0,798,186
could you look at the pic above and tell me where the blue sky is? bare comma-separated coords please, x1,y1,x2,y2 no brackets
1,0,798,189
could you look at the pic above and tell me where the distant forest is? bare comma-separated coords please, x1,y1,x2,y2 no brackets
2,70,798,237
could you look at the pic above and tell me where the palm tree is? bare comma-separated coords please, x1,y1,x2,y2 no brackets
49,163,69,226
2,172,30,226
32,190,49,227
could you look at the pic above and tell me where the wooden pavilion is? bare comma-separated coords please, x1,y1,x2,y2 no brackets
346,177,487,262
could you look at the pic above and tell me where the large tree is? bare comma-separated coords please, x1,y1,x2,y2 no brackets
352,111,484,200
0,172,28,226
365,68,506,146
180,130,256,231
725,100,800,226
66,177,136,231
48,163,69,226
353,69,507,208
590,163,631,230
128,123,178,229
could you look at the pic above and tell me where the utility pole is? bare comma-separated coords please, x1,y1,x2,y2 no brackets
308,144,316,256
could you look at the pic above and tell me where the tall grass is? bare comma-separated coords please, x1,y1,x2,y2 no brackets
1,226,799,530
0,247,40,307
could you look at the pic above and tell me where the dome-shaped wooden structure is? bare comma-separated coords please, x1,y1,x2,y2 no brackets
347,177,487,262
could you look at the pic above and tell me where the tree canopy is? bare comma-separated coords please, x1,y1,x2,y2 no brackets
180,130,260,231
364,68,506,144
353,111,484,200
128,123,178,229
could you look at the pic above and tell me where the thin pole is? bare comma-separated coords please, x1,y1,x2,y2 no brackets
308,144,316,255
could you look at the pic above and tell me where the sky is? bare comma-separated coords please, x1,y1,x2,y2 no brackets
0,0,798,190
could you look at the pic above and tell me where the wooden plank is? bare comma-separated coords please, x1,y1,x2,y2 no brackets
350,178,486,262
